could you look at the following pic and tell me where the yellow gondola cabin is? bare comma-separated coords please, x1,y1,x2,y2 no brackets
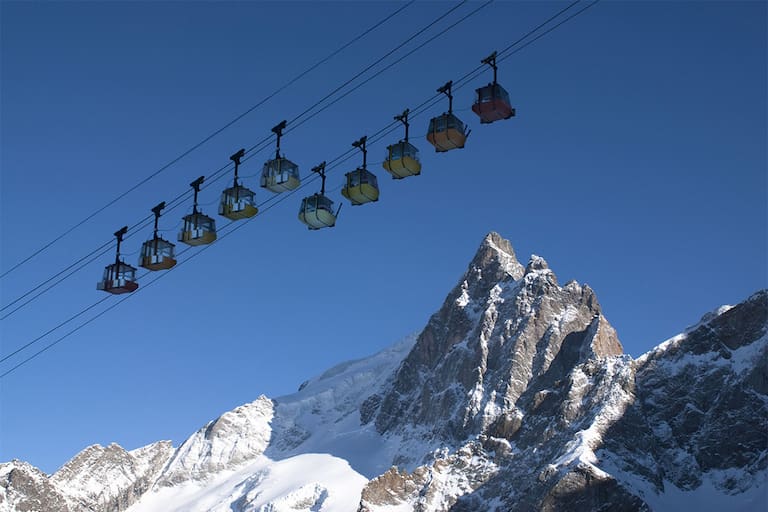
261,121,300,193
179,176,217,246
383,109,421,179
426,81,470,153
341,136,379,205
220,149,258,220
140,202,177,271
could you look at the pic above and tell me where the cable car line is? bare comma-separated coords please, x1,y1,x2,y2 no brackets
0,215,159,319
116,0,494,215
0,245,114,320
0,1,416,281
0,294,113,367
1,141,394,370
1,0,574,314
498,0,600,64
0,0,601,377
0,0,580,320
12,0,471,293
283,1,470,135
1,140,416,375
1,194,283,377
388,0,585,125
0,240,111,313
233,0,490,168
0,179,197,315
230,0,592,201
1,71,432,320
0,165,218,318
104,1,487,228
1,226,213,370
279,0,494,143
182,0,480,187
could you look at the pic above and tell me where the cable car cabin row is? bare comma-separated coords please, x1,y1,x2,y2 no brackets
99,56,517,291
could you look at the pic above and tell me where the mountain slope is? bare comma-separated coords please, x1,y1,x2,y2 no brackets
2,233,765,512
599,290,768,511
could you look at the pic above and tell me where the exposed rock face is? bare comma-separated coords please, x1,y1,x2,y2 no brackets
370,232,624,459
599,290,768,501
49,441,173,511
1,441,175,512
158,396,274,485
0,460,72,512
357,237,766,511
2,234,765,512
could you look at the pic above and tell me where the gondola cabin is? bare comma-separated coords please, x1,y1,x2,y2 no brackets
179,212,217,246
179,176,217,246
426,113,468,152
472,83,515,124
97,262,139,295
140,202,177,271
140,237,176,271
383,141,421,179
342,168,379,205
261,157,300,193
298,193,337,230
220,185,258,220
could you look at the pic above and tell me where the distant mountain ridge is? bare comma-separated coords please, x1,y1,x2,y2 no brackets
2,233,765,511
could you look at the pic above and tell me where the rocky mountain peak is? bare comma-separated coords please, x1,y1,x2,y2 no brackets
469,231,525,283
369,234,623,460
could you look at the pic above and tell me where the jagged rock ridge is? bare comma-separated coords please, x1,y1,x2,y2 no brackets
0,441,174,512
1,233,764,512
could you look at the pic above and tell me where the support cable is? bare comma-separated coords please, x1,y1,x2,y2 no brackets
0,1,416,280
0,0,600,377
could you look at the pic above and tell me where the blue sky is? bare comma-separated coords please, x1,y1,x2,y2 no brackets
1,1,765,474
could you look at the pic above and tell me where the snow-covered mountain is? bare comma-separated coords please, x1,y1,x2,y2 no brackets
2,233,765,511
